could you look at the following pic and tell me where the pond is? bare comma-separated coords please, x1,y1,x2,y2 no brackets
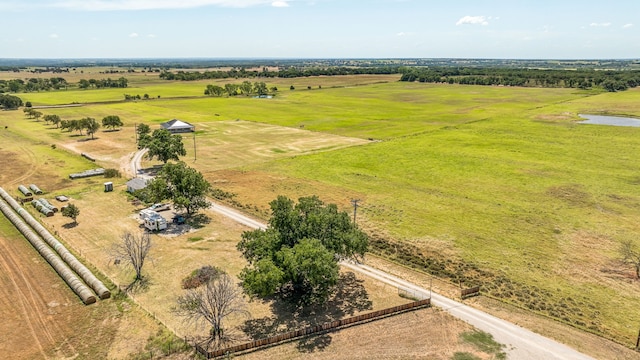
578,114,640,127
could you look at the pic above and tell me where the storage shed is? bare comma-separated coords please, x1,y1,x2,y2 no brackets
126,177,148,193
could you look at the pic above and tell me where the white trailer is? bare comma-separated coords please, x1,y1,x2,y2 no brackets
140,209,167,231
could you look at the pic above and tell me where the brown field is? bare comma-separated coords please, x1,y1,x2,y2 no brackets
0,216,165,359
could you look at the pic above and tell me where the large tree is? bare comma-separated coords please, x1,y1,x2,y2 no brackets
112,231,152,282
136,123,151,147
144,128,186,164
174,273,248,341
145,162,211,215
83,117,100,139
237,196,368,304
102,115,123,131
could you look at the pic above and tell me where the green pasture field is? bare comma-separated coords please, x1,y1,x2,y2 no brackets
3,75,640,346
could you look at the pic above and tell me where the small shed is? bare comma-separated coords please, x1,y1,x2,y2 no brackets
160,119,195,134
126,177,148,193
104,182,113,192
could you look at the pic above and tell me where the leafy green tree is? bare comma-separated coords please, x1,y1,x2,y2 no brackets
145,162,211,215
83,117,100,139
224,83,239,96
144,129,186,164
254,82,268,95
102,115,123,131
205,84,225,96
43,114,61,127
237,195,368,304
32,110,43,121
136,123,151,146
240,80,253,95
62,203,80,225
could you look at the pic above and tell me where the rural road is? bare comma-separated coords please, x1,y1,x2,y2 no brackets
130,149,594,359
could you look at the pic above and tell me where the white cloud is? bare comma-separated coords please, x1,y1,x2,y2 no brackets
49,33,59,38
129,32,139,37
456,16,489,26
271,1,289,7
623,23,634,29
50,0,278,11
589,22,611,27
147,34,157,38
396,32,414,37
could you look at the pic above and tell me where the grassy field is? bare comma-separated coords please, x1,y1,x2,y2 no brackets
3,72,640,355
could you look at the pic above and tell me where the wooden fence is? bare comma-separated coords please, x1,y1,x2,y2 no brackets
461,286,480,299
196,298,431,359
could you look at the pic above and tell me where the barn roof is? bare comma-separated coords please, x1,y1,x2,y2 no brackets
160,119,194,130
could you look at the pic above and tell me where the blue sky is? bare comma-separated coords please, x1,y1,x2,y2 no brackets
1,0,639,59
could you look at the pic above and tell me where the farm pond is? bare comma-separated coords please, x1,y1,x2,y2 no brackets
578,114,640,127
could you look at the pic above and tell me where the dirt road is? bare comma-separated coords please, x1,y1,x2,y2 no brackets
208,201,594,360
130,149,594,359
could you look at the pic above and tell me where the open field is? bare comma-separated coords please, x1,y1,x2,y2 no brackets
2,73,640,357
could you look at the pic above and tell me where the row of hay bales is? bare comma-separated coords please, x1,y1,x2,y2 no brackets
31,198,59,217
18,184,44,197
0,187,110,303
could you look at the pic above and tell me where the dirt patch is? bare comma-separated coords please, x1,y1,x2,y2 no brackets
546,184,592,207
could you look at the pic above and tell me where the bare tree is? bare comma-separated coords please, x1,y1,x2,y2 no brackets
113,231,152,282
174,273,249,341
620,239,640,279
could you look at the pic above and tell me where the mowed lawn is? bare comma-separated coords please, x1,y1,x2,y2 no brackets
4,75,640,346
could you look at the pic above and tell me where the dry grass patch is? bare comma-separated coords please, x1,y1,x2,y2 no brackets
237,308,495,360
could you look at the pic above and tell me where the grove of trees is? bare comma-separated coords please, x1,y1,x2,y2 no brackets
0,94,23,109
205,81,270,97
237,196,369,304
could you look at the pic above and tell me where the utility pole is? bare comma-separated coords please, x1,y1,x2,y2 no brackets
351,199,360,227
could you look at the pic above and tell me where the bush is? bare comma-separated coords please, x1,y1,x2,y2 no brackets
181,265,224,289
104,168,121,178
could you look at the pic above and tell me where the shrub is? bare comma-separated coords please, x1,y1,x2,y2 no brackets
181,265,224,289
104,168,121,178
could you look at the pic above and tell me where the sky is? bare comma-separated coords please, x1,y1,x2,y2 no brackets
1,0,639,59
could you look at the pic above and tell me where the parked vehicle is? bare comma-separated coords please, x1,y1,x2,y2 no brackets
148,203,170,212
172,215,186,224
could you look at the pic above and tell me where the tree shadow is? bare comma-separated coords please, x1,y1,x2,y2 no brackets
240,271,372,353
123,276,151,294
187,213,211,229
62,222,78,229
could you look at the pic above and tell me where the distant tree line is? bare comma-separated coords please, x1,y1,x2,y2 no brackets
399,67,640,92
204,81,274,97
0,78,69,93
0,77,127,93
160,66,401,81
78,77,128,89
